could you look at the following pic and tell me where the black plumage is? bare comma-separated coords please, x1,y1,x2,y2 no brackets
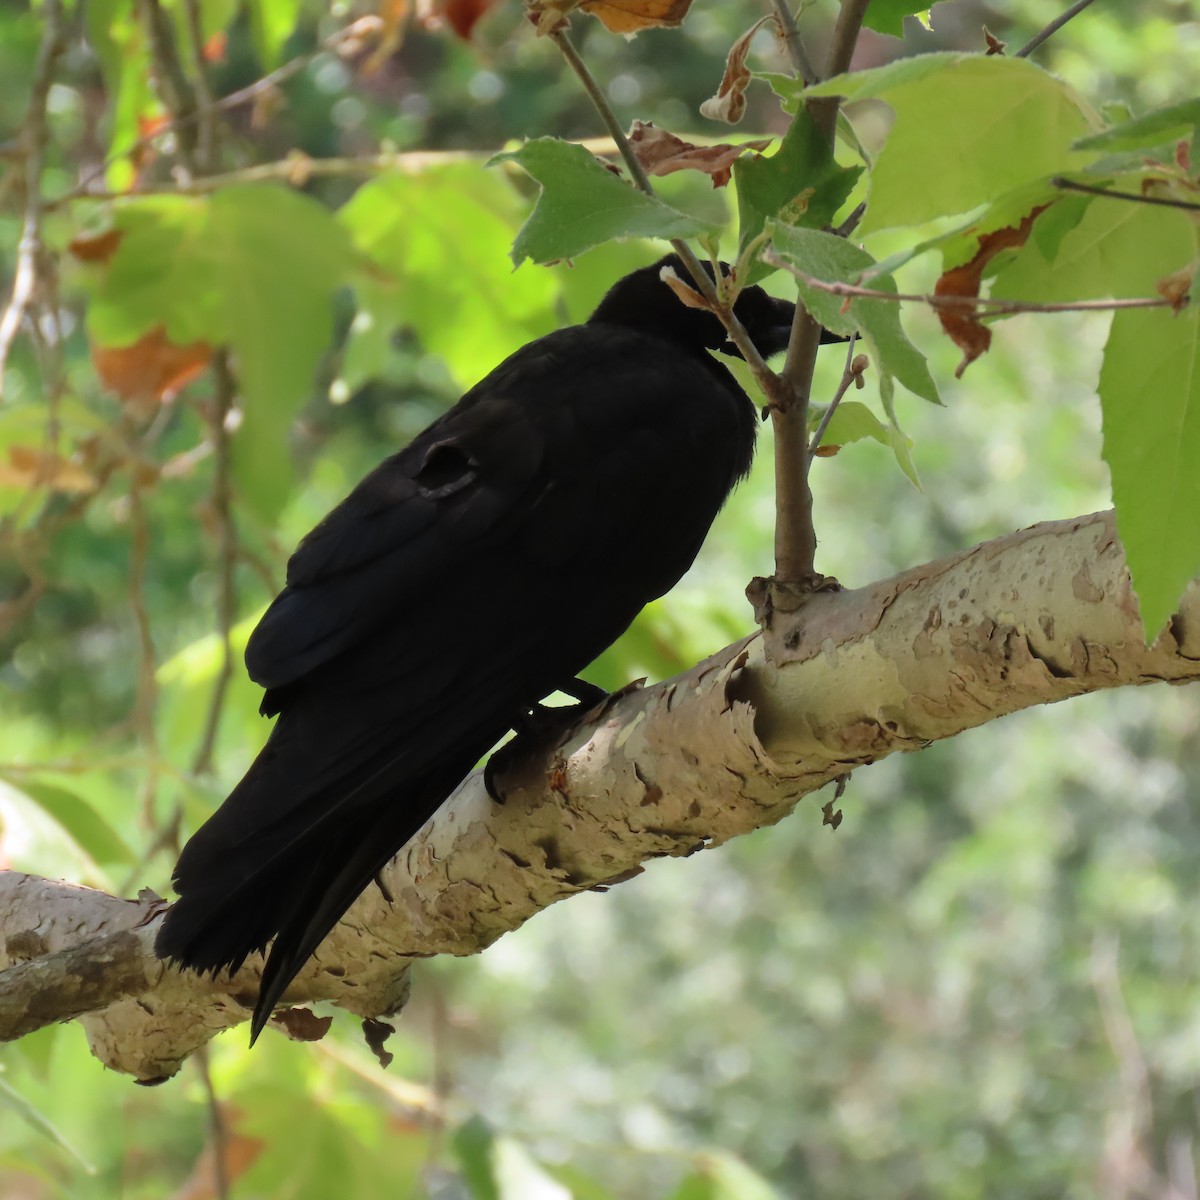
156,256,798,1041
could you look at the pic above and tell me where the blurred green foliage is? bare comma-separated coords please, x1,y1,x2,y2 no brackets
2,1,1200,1198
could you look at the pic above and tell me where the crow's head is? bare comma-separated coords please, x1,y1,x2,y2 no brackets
588,254,796,360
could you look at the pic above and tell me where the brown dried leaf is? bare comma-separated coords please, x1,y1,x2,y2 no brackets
1157,263,1194,311
699,14,776,124
934,204,1049,377
362,1017,396,1069
0,445,97,494
658,264,714,311
439,0,501,38
628,120,770,189
92,327,211,412
527,0,693,35
273,1007,334,1042
68,228,123,263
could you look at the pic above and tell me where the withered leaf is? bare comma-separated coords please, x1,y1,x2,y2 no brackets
629,120,770,188
92,326,211,413
700,14,776,124
527,0,693,35
935,204,1049,377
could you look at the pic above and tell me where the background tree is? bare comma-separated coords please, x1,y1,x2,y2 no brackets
2,1,1200,1197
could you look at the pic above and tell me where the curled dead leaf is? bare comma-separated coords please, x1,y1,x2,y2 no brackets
659,264,713,311
700,14,777,124
1157,263,1194,311
628,120,770,188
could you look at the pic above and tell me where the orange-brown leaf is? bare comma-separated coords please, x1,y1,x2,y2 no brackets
93,327,211,410
440,0,500,39
934,204,1049,377
0,445,97,494
68,228,123,264
628,120,770,189
527,0,693,35
699,14,775,124
202,30,228,63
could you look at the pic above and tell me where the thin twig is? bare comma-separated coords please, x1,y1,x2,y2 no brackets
1053,175,1200,213
181,0,220,171
51,17,384,207
547,23,781,400
808,332,859,461
761,254,1178,315
196,1048,231,1200
549,27,654,193
47,150,478,207
0,0,69,396
191,356,238,777
127,472,162,823
1015,0,1099,58
136,0,200,172
767,0,874,586
770,1,818,85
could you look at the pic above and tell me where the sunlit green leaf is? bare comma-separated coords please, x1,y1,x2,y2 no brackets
1074,98,1200,153
770,222,940,405
489,139,713,266
86,187,351,521
801,54,1098,232
14,779,134,866
1100,305,1200,640
0,1075,95,1172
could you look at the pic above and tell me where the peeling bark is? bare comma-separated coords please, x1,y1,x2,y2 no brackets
2,510,1197,1080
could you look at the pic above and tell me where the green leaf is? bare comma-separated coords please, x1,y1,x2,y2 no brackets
990,187,1196,303
83,0,156,191
1074,98,1200,153
0,1075,95,1172
492,1138,572,1200
733,110,861,283
801,54,1097,233
452,1116,500,1200
212,187,350,521
489,139,713,266
14,780,134,866
669,1153,784,1200
1100,304,1200,640
770,222,940,406
86,187,351,521
812,399,890,449
246,0,303,67
338,165,559,390
863,1,931,37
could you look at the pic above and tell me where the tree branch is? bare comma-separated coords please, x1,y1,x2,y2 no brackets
4,511,1198,1080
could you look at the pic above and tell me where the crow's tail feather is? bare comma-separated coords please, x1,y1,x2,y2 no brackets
155,762,473,1042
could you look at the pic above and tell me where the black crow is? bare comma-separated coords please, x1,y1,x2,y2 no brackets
157,255,802,1042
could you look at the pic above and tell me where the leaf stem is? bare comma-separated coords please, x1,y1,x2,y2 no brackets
770,1,818,85
808,332,860,461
